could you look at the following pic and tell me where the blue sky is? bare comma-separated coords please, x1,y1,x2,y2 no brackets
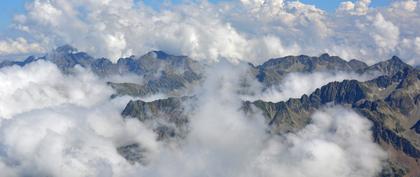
0,0,391,32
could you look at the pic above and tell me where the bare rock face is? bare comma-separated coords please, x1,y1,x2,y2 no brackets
411,121,420,134
122,96,195,140
117,144,148,165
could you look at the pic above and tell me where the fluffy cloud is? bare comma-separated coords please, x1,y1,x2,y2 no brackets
0,38,44,55
0,0,418,65
0,60,158,177
0,60,113,119
338,0,371,15
368,13,400,53
0,98,159,177
253,107,386,177
0,1,402,175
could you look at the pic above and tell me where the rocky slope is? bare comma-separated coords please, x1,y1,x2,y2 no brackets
121,96,195,140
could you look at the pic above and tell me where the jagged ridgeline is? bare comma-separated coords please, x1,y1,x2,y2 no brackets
1,45,419,177
0,45,204,97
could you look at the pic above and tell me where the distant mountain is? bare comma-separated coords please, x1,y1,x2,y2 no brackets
1,46,413,98
251,53,412,87
252,53,363,86
0,56,38,68
361,56,414,76
106,52,203,97
0,45,204,97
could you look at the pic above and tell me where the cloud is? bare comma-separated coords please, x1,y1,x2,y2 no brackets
0,98,159,177
368,13,400,53
244,71,375,102
0,60,158,177
0,38,44,56
0,60,113,119
0,60,386,177
0,0,418,65
338,0,371,15
253,107,386,177
0,0,401,175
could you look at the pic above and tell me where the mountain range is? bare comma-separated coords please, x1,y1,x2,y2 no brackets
1,46,419,177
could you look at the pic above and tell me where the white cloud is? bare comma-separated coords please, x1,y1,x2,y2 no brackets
0,1,407,175
338,0,371,15
245,71,375,102
390,0,417,12
0,38,44,55
253,107,386,177
0,0,417,65
0,60,158,176
0,60,113,119
0,98,158,177
369,13,400,53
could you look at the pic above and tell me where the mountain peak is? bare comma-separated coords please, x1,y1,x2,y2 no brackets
361,55,413,76
145,50,171,60
319,53,330,58
389,56,403,63
54,45,78,54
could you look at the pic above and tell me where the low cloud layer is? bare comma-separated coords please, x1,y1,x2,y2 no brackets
0,61,387,177
247,71,375,102
1,0,419,65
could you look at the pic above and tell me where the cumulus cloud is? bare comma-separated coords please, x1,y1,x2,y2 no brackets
368,13,400,53
338,0,371,15
0,38,44,56
0,0,418,65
